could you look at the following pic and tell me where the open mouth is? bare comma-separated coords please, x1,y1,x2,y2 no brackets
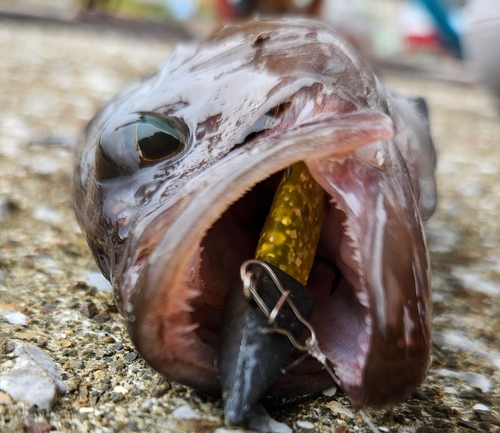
130,156,376,399
192,165,371,390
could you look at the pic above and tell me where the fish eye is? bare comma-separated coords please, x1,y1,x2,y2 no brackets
97,113,189,179
136,115,185,163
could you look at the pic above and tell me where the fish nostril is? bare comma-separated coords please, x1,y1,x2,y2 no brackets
269,100,292,117
233,101,293,152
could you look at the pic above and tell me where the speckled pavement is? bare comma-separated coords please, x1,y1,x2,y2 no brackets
0,18,499,433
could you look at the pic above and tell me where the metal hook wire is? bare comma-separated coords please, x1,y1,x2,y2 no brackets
239,259,341,387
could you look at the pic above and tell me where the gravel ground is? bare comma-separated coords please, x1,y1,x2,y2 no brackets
0,19,500,433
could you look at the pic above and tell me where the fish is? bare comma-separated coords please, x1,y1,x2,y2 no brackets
72,17,437,426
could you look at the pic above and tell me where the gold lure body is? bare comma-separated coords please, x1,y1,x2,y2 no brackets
255,162,325,285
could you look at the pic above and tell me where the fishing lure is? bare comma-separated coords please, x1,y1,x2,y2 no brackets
255,161,324,284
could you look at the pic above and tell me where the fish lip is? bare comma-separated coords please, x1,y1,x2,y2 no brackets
121,109,397,398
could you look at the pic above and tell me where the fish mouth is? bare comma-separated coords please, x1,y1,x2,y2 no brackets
123,109,428,408
195,170,366,397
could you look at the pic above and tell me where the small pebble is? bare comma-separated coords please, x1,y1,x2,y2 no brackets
141,399,155,410
1,360,14,369
94,311,110,322
32,206,62,225
86,270,112,292
435,368,492,393
0,390,12,405
65,379,80,393
79,407,94,414
458,419,478,430
415,427,444,433
171,404,200,420
71,360,84,370
473,404,491,411
322,386,337,397
111,392,124,402
451,267,500,297
474,411,500,425
125,352,137,362
24,419,54,433
80,301,98,318
326,401,354,418
114,343,124,351
444,387,457,394
412,389,428,401
126,421,138,431
105,302,118,313
0,368,57,411
4,312,28,326
296,420,314,429
0,341,66,411
268,418,293,433
113,385,128,394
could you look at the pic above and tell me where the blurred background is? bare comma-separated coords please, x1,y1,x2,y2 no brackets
2,0,499,103
0,0,470,57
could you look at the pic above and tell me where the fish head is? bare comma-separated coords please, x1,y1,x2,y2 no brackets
73,18,436,408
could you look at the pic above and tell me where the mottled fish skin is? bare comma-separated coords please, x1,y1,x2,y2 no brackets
73,18,437,409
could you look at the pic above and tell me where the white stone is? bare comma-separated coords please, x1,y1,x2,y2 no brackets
326,401,354,418
0,341,67,411
0,368,56,411
322,386,337,397
4,312,28,326
171,405,200,420
112,386,128,394
32,206,62,225
79,407,94,414
296,420,315,429
451,267,500,297
434,368,492,393
268,418,293,433
86,270,112,292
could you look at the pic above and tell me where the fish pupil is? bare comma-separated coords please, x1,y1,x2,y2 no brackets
137,122,184,162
